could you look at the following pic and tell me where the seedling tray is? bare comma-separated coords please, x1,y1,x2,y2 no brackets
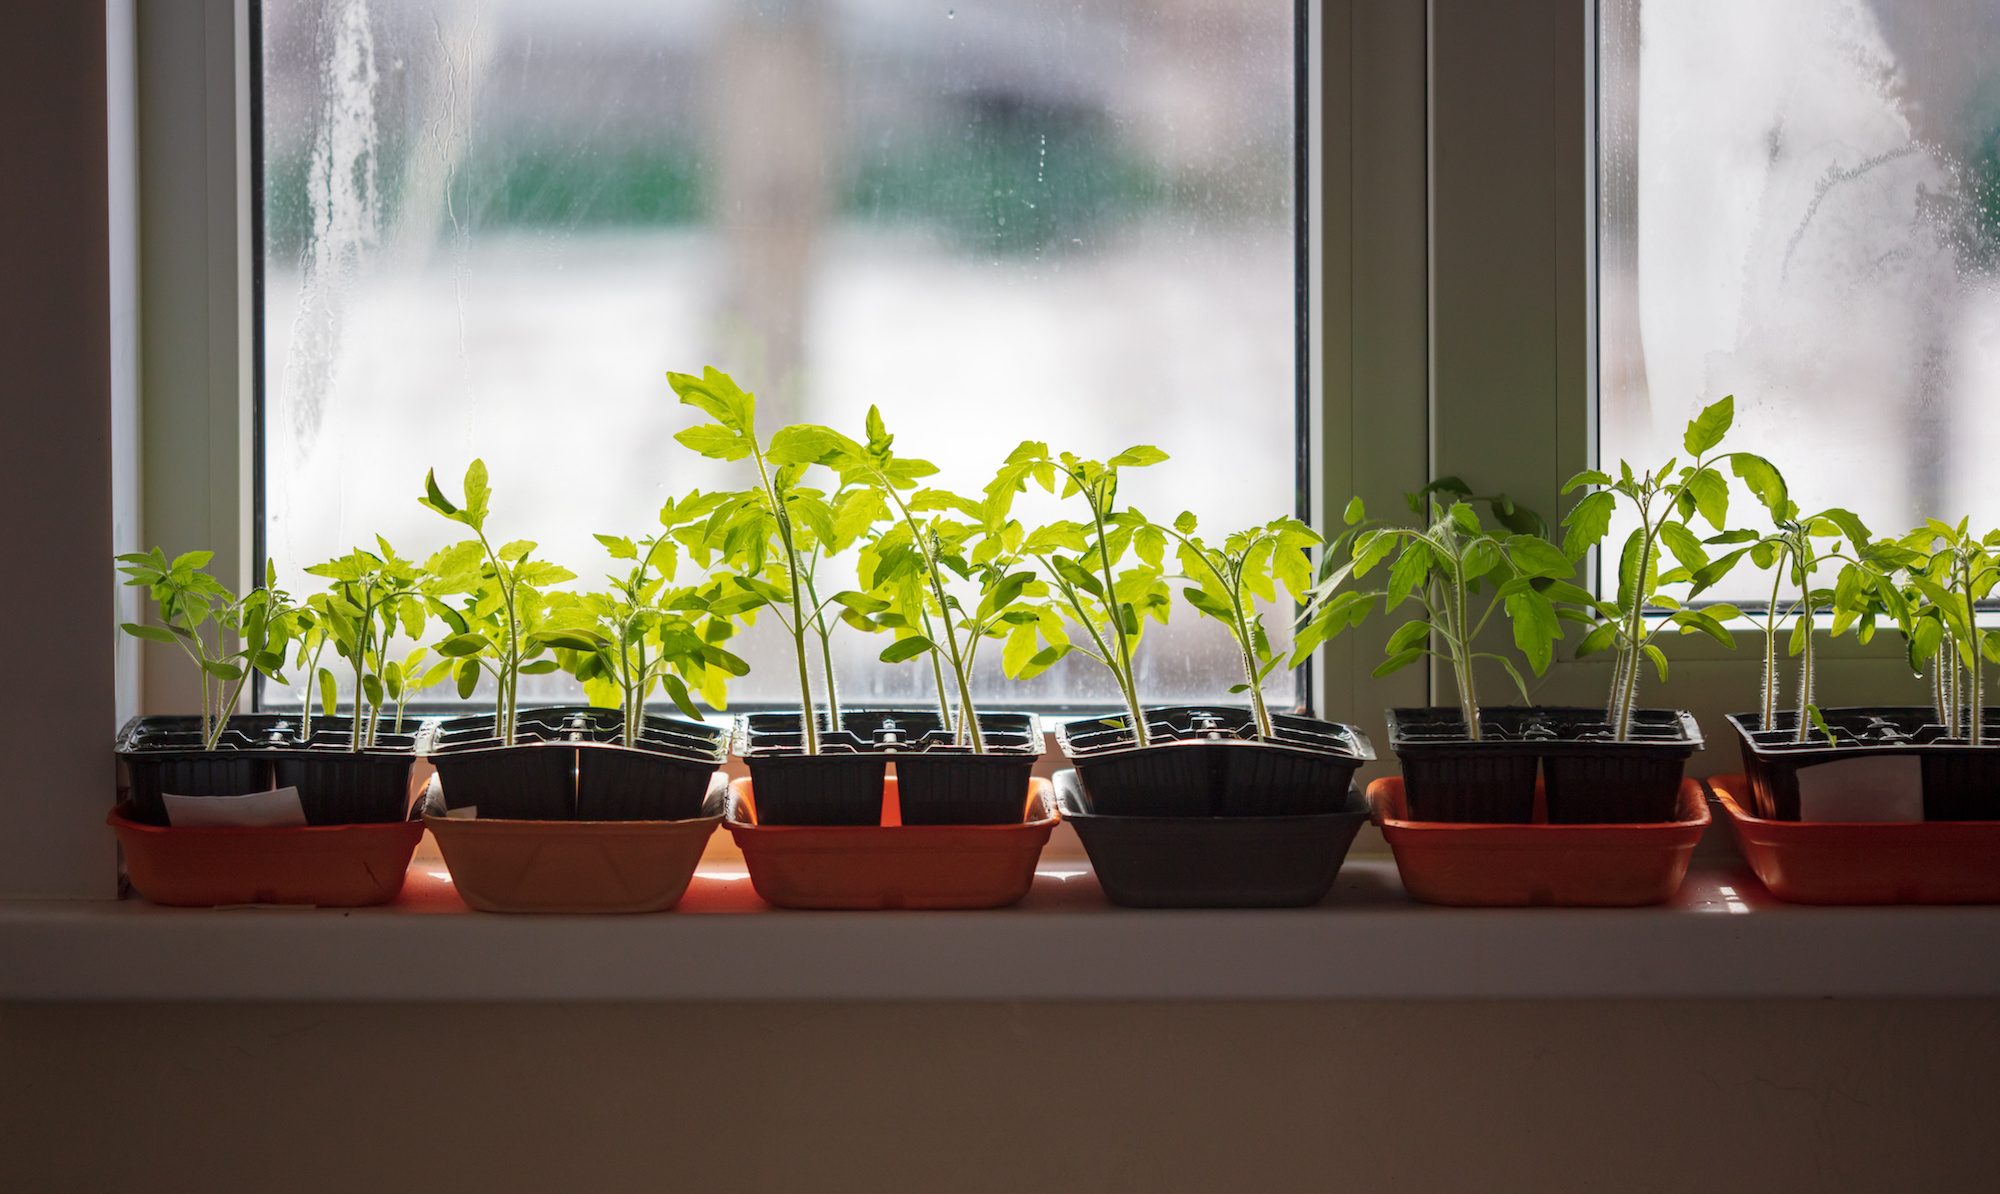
1385,706,1701,824
1367,776,1707,907
115,714,420,826
1727,708,2000,822
724,774,1056,910
1053,769,1369,908
423,777,727,914
736,709,1040,826
1057,706,1373,817
424,706,727,821
108,804,423,907
1711,773,2000,904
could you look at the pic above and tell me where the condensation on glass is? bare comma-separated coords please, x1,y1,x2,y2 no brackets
259,0,1300,709
1599,0,2000,601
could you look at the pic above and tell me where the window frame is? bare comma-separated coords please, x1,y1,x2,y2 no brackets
223,0,1344,720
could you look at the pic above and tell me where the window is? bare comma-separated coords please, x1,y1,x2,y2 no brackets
1597,0,2000,603
255,0,1307,712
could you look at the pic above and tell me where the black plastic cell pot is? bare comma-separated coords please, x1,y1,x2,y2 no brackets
1054,770,1369,908
1056,707,1372,818
115,715,419,826
574,712,730,821
894,754,1039,825
1728,708,2000,822
1386,707,1700,824
425,707,726,821
736,709,1040,826
265,718,420,825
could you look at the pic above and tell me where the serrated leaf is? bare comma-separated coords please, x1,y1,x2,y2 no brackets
1683,395,1734,455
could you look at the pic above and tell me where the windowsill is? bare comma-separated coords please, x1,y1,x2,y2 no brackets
5,859,1998,1001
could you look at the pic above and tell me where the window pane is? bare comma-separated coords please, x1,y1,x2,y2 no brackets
1599,0,2000,601
258,0,1301,710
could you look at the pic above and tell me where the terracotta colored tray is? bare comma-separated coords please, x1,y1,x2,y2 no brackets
1367,777,1708,907
726,775,1055,910
1711,773,2000,905
426,793,724,914
109,805,422,908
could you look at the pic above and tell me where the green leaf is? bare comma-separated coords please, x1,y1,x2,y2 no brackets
1504,588,1560,675
668,367,757,433
1685,468,1729,529
1385,541,1430,611
1561,491,1616,560
1561,469,1614,495
455,658,481,699
1657,521,1710,570
421,469,458,516
318,668,339,717
462,459,491,526
1683,395,1734,455
879,636,934,663
1384,620,1431,655
673,424,752,461
1372,648,1426,678
1643,642,1670,682
830,590,890,614
199,659,243,681
1503,535,1575,579
120,622,179,645
1108,445,1168,468
437,633,488,657
1575,620,1619,658
1341,497,1364,526
519,659,560,675
1730,453,1788,516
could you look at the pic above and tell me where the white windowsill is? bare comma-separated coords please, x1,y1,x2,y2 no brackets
5,859,1999,1001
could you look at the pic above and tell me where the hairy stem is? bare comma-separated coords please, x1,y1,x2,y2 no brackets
1762,556,1784,728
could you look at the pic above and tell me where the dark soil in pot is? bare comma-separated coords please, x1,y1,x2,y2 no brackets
1387,707,1701,824
1728,708,2000,822
1056,706,1373,818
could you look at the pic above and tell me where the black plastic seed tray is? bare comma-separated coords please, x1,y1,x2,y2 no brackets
1055,770,1369,907
114,714,421,826
423,706,726,821
736,709,1041,826
1056,706,1373,818
1386,706,1700,824
1728,707,2000,822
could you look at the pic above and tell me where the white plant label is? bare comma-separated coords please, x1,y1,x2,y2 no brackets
1795,756,1922,823
163,786,308,828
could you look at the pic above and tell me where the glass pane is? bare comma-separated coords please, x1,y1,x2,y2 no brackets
258,0,1301,711
1598,0,2000,601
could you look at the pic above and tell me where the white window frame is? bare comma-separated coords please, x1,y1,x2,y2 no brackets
31,0,1908,901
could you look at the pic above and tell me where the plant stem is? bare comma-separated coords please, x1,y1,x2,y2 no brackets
1963,556,1984,747
1614,508,1657,742
1762,555,1785,728
919,605,954,731
1794,579,1816,745
751,447,819,753
1447,566,1480,738
1086,487,1146,747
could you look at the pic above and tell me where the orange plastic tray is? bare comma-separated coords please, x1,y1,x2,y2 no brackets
109,806,422,907
426,808,722,914
1367,777,1708,906
726,775,1055,910
1711,773,2000,904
